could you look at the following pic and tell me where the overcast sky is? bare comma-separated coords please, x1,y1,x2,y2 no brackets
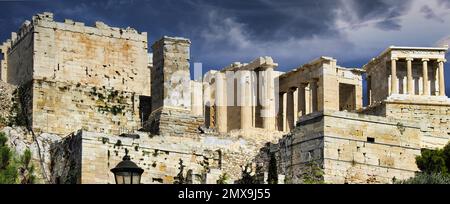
0,0,449,91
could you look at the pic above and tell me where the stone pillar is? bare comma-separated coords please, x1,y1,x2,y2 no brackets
148,36,204,135
310,80,318,112
240,71,252,129
191,81,204,116
422,59,430,96
0,42,10,82
297,83,306,117
286,88,295,131
391,58,398,94
406,58,414,95
277,92,285,131
261,67,276,130
216,72,228,133
151,36,191,112
438,59,446,96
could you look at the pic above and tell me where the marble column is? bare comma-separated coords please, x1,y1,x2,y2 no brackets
262,67,276,130
240,71,252,129
277,92,285,131
438,59,446,96
286,88,295,131
391,58,398,94
297,83,306,117
406,58,414,95
310,81,318,112
215,72,227,133
422,59,430,96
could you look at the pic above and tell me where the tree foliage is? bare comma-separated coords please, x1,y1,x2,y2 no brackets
301,161,325,184
397,142,450,184
416,143,450,175
0,132,36,184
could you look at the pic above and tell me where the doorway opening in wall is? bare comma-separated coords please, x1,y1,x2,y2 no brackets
339,83,356,111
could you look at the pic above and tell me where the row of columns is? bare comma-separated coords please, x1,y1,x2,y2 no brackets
390,58,446,96
214,67,277,133
279,80,318,132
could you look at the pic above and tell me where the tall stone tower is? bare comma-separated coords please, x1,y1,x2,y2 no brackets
148,36,203,136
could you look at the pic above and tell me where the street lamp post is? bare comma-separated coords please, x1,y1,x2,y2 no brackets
110,149,144,184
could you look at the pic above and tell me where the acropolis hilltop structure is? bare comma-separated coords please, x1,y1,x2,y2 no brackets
0,12,449,184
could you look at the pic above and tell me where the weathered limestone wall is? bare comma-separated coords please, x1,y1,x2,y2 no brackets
5,27,34,86
55,128,284,184
0,40,12,82
0,81,15,125
148,36,203,135
151,36,191,112
147,108,204,137
322,111,421,184
258,111,422,184
31,13,150,96
31,79,142,136
384,100,450,149
0,13,151,136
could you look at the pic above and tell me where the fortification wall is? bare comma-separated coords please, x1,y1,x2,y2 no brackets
31,79,142,136
384,100,450,149
258,111,422,184
32,16,150,96
6,30,34,86
52,128,284,184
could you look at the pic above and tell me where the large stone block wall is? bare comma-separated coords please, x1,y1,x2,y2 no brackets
31,15,150,96
53,128,284,184
0,81,15,125
151,37,191,112
365,55,390,105
384,101,450,149
258,111,422,184
6,29,34,86
322,111,421,184
31,79,142,136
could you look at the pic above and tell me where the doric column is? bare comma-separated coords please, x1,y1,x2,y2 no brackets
297,83,306,117
310,80,318,112
391,58,398,94
215,72,228,133
406,58,414,95
277,92,285,131
438,59,447,96
240,71,252,129
422,59,430,96
261,67,276,130
286,88,295,131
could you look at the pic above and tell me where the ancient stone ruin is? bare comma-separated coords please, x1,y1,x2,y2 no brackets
0,12,449,184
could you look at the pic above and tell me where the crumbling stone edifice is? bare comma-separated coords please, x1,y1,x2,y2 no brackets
0,12,449,184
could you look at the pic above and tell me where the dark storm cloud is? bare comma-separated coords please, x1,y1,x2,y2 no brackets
0,0,418,68
341,0,413,31
0,0,416,44
438,0,450,8
420,5,444,23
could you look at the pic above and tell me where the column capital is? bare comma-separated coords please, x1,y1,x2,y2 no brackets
405,57,414,61
421,58,430,62
391,57,399,61
299,82,308,88
437,59,447,63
